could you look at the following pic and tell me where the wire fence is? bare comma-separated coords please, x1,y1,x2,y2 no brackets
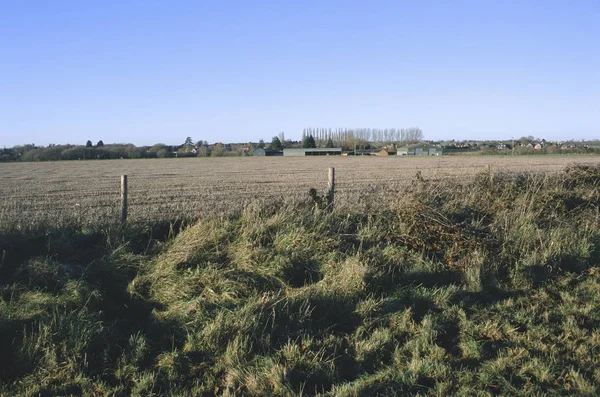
1,156,596,230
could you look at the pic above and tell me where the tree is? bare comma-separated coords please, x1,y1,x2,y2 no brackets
269,136,283,151
96,140,104,147
246,142,257,156
184,137,194,148
325,138,334,148
402,128,423,144
257,139,266,148
211,143,225,157
86,140,93,148
196,141,208,157
157,148,170,158
302,135,316,148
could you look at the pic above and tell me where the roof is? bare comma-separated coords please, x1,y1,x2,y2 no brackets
284,148,342,152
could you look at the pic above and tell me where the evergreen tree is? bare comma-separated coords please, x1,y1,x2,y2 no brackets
86,140,93,148
269,136,283,151
302,135,317,148
325,138,334,148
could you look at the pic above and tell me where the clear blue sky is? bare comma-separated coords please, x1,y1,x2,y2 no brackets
1,1,598,147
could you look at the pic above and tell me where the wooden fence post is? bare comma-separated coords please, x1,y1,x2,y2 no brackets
120,175,128,225
327,167,335,211
487,164,494,187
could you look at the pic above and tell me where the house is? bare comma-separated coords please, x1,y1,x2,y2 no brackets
534,143,543,150
377,148,397,156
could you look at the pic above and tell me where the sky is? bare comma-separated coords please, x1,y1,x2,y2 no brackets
1,0,599,147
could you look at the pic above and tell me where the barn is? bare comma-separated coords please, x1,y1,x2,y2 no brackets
253,148,283,156
397,146,443,156
283,148,342,156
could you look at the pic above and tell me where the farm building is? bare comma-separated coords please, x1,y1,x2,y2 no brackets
283,148,342,156
343,150,373,156
397,147,443,156
253,148,282,156
377,149,397,156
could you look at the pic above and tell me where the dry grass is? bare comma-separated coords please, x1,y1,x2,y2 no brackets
1,155,599,229
2,164,600,396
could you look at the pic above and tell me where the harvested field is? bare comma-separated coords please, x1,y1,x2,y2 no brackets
1,155,599,228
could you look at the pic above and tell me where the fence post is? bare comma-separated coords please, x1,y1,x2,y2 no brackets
327,167,335,211
487,164,494,187
120,175,128,225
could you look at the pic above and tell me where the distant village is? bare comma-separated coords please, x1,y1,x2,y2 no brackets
252,138,600,157
2,135,600,162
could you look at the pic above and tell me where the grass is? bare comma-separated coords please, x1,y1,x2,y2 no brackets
1,164,600,396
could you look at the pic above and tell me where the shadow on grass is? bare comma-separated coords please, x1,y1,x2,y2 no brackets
401,269,462,288
380,292,438,323
366,269,462,295
450,289,526,308
284,258,322,288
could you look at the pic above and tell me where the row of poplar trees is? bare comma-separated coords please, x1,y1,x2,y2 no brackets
301,127,423,148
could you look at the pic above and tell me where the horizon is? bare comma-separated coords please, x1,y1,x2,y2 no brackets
1,1,599,147
6,134,600,149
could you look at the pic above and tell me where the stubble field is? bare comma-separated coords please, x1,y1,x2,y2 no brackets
1,155,599,228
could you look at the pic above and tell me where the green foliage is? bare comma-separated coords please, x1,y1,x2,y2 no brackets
269,136,283,151
210,143,226,157
2,166,600,395
303,134,317,148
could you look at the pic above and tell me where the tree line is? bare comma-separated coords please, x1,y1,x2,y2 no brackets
0,137,296,162
0,143,179,162
302,127,423,147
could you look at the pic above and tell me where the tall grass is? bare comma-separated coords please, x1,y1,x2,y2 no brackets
1,164,600,396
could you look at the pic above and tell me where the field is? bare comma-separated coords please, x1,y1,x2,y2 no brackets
2,158,600,396
1,155,599,228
